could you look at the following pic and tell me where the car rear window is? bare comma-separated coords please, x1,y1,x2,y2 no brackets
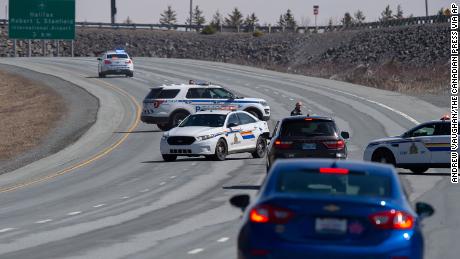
276,170,392,198
107,54,129,59
280,120,337,137
146,89,180,99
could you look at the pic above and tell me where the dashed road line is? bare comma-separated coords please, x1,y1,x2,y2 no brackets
67,211,82,216
93,204,105,208
170,175,177,179
121,196,130,199
0,228,15,233
188,248,204,255
140,188,150,193
35,219,53,224
159,182,166,186
217,237,229,243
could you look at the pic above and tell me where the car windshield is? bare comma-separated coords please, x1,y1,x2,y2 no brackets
280,120,338,137
179,114,226,127
107,54,129,59
276,170,392,198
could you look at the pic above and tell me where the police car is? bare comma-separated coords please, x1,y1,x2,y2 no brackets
97,49,134,78
364,116,450,173
141,82,271,131
160,110,270,161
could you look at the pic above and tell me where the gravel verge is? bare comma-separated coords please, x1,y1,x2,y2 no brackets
0,64,98,174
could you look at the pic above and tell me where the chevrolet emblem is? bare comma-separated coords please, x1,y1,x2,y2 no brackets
323,204,340,212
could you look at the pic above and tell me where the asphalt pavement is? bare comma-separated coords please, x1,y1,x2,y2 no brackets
0,57,455,259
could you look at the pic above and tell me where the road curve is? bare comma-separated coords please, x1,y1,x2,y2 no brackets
0,57,456,259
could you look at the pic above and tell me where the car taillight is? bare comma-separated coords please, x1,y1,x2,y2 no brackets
370,210,414,230
320,167,349,174
104,60,111,64
274,139,293,149
153,100,165,108
249,205,293,224
323,140,345,149
126,59,132,64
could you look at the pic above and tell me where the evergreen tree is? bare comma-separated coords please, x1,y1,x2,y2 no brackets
159,5,177,28
380,5,393,21
210,10,223,28
124,16,132,24
225,7,244,28
395,4,404,19
193,5,206,26
354,10,365,23
277,14,286,27
244,12,259,30
341,12,354,26
283,9,297,28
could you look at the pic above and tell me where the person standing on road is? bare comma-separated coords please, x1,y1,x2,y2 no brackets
291,101,303,116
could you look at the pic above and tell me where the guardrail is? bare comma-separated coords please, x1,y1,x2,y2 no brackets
0,14,449,34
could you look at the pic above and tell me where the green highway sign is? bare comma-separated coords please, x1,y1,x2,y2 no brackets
8,0,75,40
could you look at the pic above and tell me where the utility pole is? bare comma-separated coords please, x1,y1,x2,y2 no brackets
425,0,428,16
189,0,193,31
111,0,117,24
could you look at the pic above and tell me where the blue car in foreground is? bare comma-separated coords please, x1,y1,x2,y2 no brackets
230,159,434,259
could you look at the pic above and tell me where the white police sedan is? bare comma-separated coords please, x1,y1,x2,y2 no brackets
160,110,270,161
97,49,134,78
364,117,450,173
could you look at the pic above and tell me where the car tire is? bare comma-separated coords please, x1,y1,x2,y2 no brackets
98,72,105,78
156,124,171,131
409,167,429,174
162,154,177,162
245,109,262,120
371,149,396,165
170,111,190,128
211,139,227,161
127,72,134,77
252,136,267,158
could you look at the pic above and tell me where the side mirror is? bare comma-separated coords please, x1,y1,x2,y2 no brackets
415,202,434,219
229,194,250,212
341,131,350,139
227,122,239,128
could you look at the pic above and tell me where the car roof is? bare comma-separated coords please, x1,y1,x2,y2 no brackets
151,84,223,89
281,115,333,121
194,110,233,115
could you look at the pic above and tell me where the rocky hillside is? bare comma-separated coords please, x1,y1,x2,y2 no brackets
0,23,449,93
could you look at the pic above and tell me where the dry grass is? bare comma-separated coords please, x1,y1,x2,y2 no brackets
0,70,65,160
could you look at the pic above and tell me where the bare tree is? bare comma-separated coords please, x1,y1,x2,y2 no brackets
354,10,365,23
341,12,354,26
380,5,393,21
395,4,404,19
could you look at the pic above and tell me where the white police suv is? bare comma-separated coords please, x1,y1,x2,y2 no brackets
141,82,271,131
364,116,450,173
97,49,134,78
160,110,270,161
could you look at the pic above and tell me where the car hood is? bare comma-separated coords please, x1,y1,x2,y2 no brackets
369,136,403,144
168,126,220,136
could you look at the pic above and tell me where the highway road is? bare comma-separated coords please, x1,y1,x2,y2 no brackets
0,57,456,259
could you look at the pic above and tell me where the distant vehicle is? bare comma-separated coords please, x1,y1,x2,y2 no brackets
363,116,450,173
97,49,134,78
230,159,434,259
141,82,271,131
160,110,270,161
266,115,349,171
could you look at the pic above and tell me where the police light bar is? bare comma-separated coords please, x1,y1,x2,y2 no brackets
115,48,126,54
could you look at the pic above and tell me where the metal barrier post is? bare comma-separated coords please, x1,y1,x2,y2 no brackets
71,40,74,57
42,40,46,56
57,40,60,56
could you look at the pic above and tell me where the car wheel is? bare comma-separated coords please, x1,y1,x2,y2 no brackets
156,124,171,131
128,72,134,77
252,136,267,158
170,111,189,128
162,154,177,162
211,139,227,161
98,72,105,78
371,149,395,165
410,167,429,174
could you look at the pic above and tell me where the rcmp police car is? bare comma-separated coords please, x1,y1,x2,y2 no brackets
160,110,270,161
97,49,134,78
364,116,450,173
141,82,271,131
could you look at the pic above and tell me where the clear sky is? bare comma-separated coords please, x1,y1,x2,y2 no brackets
0,0,453,26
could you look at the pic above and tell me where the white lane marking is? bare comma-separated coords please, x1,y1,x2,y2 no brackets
0,228,15,233
188,248,204,254
67,211,82,216
140,189,150,193
35,219,53,224
121,196,130,199
159,182,166,186
282,95,286,97
274,91,279,94
264,89,269,91
255,86,259,88
289,98,294,101
191,162,197,166
217,237,229,242
93,204,105,208
170,175,177,179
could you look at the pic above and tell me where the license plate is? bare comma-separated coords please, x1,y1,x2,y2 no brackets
302,143,316,150
315,218,347,234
